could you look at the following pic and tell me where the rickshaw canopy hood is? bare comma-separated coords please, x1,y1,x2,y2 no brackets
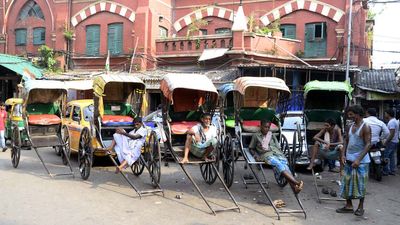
24,79,68,92
64,79,93,90
93,74,145,97
160,73,218,102
304,80,353,100
5,98,23,105
218,83,235,99
233,77,291,95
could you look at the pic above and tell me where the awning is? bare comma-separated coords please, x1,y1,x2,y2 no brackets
198,48,228,61
64,80,93,90
0,54,42,80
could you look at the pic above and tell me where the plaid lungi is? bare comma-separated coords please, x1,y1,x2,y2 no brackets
339,162,369,199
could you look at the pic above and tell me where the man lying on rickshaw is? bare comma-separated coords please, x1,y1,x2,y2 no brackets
97,117,147,173
249,120,304,194
181,113,218,164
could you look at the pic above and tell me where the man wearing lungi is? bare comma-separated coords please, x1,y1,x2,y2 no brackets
336,105,371,217
181,113,218,164
98,117,147,173
249,120,304,194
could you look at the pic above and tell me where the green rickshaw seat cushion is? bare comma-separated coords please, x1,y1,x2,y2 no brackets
225,119,235,128
28,114,61,125
170,121,197,134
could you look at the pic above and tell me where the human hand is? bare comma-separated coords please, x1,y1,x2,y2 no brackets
352,159,360,168
115,128,126,134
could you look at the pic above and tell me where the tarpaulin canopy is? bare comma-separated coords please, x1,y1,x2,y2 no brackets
198,48,229,61
217,83,235,99
160,73,218,102
64,79,93,90
0,54,42,80
233,77,291,95
93,74,145,97
23,79,67,105
304,80,353,100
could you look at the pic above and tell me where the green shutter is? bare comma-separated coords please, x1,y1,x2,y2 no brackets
33,27,45,45
86,25,100,56
108,23,123,55
15,29,27,46
304,23,327,58
281,24,296,39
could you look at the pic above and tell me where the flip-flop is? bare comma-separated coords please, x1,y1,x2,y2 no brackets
322,187,330,194
115,167,121,174
354,208,364,216
294,181,304,194
336,207,354,213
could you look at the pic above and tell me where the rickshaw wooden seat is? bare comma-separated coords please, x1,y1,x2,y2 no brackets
28,114,61,125
102,115,133,126
27,103,60,115
169,109,202,122
103,103,133,116
307,122,326,130
170,121,197,134
304,110,342,126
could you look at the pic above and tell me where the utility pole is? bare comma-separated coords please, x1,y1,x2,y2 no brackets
345,0,354,81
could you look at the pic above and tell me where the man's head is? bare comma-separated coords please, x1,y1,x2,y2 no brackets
384,108,395,121
324,118,336,131
260,120,271,135
133,117,143,129
366,108,377,117
200,113,212,127
346,105,365,122
0,102,5,111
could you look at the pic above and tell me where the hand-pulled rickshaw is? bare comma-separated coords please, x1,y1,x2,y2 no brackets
303,80,352,203
160,73,240,215
220,77,306,219
12,80,74,177
5,98,30,153
72,74,163,197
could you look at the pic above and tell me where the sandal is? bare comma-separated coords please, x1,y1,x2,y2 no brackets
330,190,337,197
336,207,354,213
354,208,364,216
322,187,330,195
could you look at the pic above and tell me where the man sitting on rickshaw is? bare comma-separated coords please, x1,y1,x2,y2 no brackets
181,113,218,164
97,117,147,173
307,118,345,172
249,120,304,194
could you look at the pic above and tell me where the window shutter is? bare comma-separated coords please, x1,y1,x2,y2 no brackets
86,25,100,56
15,29,27,46
33,27,45,45
281,25,296,39
108,23,123,55
305,24,315,42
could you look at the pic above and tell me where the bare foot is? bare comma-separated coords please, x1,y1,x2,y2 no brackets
306,164,314,170
115,166,121,174
181,157,189,164
293,181,304,194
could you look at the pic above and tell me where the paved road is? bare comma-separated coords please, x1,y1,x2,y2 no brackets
1,148,400,225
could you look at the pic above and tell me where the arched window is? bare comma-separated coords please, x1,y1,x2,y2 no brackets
159,26,168,38
18,1,45,21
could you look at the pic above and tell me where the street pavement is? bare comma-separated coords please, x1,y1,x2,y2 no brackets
1,148,400,225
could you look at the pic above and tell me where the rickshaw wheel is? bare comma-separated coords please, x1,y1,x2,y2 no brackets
147,131,161,187
78,128,92,180
200,156,219,185
60,126,71,165
280,134,290,157
11,126,21,168
222,134,235,188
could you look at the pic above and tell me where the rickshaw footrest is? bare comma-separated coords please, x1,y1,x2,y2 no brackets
138,189,164,194
213,206,240,212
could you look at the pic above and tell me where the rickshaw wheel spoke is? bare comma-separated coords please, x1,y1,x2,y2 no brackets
222,134,235,188
200,160,218,185
78,128,92,180
61,126,71,165
148,131,161,187
11,126,21,168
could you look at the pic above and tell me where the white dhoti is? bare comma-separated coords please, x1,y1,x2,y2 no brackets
113,133,142,166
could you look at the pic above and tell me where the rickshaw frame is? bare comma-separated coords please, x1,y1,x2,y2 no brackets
221,76,306,220
303,80,353,203
160,73,240,215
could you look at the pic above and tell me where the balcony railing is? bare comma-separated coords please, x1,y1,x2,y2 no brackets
155,32,302,59
156,34,232,56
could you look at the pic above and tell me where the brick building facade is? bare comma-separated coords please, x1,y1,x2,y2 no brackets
0,0,370,71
